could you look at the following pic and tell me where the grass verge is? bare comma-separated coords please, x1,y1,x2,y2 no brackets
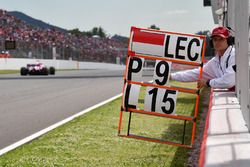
0,82,204,167
0,70,18,74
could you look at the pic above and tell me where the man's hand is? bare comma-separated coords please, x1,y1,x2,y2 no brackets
197,79,207,89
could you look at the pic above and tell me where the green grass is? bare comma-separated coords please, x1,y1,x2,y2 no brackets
0,81,203,167
0,70,18,74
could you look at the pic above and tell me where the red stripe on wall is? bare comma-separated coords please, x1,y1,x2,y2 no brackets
199,88,214,167
132,31,165,45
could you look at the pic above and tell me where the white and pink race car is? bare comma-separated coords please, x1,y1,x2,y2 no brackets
20,63,55,75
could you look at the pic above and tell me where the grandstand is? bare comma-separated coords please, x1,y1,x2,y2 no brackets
0,9,127,64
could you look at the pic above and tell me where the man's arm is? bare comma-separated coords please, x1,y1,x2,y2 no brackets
209,65,235,88
171,57,216,83
171,68,200,82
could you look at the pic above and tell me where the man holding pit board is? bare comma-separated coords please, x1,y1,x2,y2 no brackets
171,26,236,90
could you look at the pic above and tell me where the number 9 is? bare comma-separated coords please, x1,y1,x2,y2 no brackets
154,60,171,85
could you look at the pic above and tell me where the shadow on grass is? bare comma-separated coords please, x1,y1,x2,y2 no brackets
170,147,190,167
169,88,210,167
161,122,192,145
160,121,193,167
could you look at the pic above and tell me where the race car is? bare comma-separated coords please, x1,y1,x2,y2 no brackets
20,63,55,75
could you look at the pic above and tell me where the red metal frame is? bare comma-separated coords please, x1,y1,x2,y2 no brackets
118,27,206,148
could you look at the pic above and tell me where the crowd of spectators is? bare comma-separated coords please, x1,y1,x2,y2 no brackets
0,9,127,64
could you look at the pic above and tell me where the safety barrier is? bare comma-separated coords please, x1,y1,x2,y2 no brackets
0,58,125,70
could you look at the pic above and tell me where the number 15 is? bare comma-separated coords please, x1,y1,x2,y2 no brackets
144,87,178,114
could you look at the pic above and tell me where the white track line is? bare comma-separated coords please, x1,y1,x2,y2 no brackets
0,93,122,156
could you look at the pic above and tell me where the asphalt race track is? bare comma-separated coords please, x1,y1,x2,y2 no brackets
0,69,125,149
0,69,126,149
0,69,153,150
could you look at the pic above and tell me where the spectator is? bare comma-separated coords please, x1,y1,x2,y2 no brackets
0,9,127,63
